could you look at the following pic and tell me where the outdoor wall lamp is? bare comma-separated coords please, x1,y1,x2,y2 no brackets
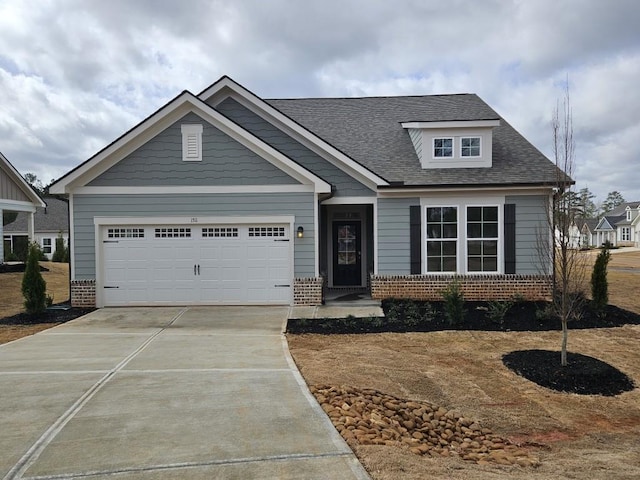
297,226,304,238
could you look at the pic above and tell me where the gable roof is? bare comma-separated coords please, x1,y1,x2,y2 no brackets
0,151,45,208
3,196,68,233
603,201,640,216
49,90,331,195
268,95,566,188
595,216,622,231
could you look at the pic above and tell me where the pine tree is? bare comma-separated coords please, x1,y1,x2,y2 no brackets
591,244,611,317
22,242,47,314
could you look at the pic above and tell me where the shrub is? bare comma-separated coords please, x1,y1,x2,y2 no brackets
486,299,514,326
442,278,466,326
591,244,611,317
22,242,47,314
52,233,68,263
4,250,19,262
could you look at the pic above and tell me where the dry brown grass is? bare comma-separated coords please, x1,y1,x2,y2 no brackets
290,249,640,479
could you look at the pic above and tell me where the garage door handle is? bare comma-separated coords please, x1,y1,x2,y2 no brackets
274,284,290,287
197,265,200,275
104,286,119,289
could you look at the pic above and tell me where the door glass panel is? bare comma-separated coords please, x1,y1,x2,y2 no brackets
337,225,356,265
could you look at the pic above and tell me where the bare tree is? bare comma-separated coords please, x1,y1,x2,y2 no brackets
537,82,588,366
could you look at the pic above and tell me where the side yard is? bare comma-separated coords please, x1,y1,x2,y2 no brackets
289,249,640,479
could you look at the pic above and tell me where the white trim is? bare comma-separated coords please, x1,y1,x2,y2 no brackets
460,136,482,158
422,204,459,274
0,199,38,212
49,92,331,195
69,194,75,280
93,215,295,226
72,184,316,195
464,204,502,274
321,196,376,205
0,152,45,207
199,77,388,189
432,137,454,159
314,195,319,277
181,124,203,162
373,200,378,275
379,186,552,197
401,120,500,129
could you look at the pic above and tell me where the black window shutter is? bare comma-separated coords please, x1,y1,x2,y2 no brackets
504,203,516,274
410,206,421,274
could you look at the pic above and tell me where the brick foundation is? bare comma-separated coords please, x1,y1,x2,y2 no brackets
371,274,551,302
71,280,96,308
293,277,324,306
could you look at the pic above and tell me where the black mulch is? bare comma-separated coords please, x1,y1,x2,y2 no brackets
0,263,48,273
503,350,635,396
0,304,95,325
287,299,639,396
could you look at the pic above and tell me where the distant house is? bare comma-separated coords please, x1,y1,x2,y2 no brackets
3,196,69,260
594,202,640,247
0,151,46,263
578,218,598,248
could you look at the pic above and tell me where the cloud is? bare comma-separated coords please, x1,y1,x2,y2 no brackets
0,0,638,202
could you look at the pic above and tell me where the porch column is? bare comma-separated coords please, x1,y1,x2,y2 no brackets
0,208,3,263
27,211,35,242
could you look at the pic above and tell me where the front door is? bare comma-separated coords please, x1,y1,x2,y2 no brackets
333,220,361,286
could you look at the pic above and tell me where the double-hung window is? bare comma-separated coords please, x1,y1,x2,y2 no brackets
426,207,457,272
621,227,631,242
461,137,481,157
42,238,52,255
467,206,498,272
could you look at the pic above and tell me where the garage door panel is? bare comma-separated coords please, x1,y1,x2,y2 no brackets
101,224,292,306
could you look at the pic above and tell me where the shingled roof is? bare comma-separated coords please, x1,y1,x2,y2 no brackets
3,196,68,233
267,94,566,188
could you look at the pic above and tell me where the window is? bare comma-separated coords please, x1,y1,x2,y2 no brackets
433,138,453,158
42,238,52,254
202,227,238,238
627,209,632,221
461,137,481,157
181,124,203,162
467,206,498,272
107,228,145,238
248,226,286,237
426,207,457,272
155,227,191,238
621,227,631,242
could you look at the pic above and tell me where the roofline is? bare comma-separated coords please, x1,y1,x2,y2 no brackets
378,181,570,191
198,76,389,189
0,151,46,207
401,120,501,129
50,90,331,194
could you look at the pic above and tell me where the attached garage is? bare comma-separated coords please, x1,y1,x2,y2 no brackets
98,220,293,307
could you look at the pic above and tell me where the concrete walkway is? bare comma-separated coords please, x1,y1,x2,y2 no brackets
0,307,370,479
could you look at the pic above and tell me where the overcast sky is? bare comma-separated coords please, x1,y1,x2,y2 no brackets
1,0,639,205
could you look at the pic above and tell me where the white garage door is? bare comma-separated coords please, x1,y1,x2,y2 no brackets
101,224,292,306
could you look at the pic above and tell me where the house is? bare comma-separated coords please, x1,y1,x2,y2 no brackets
578,218,599,248
594,202,640,247
3,196,69,260
49,76,565,308
1,152,46,263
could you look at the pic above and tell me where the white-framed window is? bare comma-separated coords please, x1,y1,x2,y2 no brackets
107,228,145,239
467,206,499,272
433,138,453,158
621,227,631,242
181,124,203,162
626,209,632,221
248,226,286,238
202,227,238,238
425,206,458,272
42,238,52,254
155,227,191,238
461,137,481,157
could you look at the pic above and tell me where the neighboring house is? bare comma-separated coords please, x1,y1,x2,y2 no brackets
594,202,640,247
50,76,566,308
0,152,45,263
578,218,598,248
3,196,69,260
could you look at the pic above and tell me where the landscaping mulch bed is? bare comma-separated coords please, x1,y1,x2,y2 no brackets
0,305,95,325
0,263,48,273
288,299,639,397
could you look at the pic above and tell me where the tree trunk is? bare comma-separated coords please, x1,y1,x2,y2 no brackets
561,319,568,366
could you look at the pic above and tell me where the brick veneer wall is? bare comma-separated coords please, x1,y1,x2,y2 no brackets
371,274,552,301
71,280,96,307
293,277,324,306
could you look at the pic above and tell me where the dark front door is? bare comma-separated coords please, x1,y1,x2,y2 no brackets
333,221,362,286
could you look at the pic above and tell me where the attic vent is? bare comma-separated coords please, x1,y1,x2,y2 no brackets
181,124,203,162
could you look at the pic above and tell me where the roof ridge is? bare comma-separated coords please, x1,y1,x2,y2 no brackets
266,93,477,101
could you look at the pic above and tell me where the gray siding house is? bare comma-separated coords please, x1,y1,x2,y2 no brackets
1,152,45,262
50,76,562,308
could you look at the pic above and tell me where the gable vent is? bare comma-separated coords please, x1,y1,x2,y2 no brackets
181,124,203,162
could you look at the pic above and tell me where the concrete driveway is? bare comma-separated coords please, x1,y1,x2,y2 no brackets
0,307,369,479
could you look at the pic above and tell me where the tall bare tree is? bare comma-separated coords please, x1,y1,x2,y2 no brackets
537,83,587,366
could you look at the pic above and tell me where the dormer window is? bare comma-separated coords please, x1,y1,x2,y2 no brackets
626,207,631,221
461,137,481,157
433,138,453,158
402,119,499,169
181,124,203,162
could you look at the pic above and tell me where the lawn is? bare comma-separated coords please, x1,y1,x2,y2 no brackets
289,249,640,479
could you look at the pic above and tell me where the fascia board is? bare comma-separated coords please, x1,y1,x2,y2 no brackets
0,152,46,207
50,92,331,195
199,77,388,189
401,120,501,129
